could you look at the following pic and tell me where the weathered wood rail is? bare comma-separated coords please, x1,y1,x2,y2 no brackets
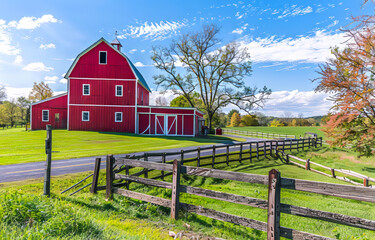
222,129,297,139
284,154,374,187
95,156,375,240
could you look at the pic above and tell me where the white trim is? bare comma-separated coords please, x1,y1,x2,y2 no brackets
30,104,33,130
115,85,123,96
167,115,177,136
31,93,68,106
67,78,70,130
137,105,205,115
99,51,107,64
69,104,135,108
70,77,137,81
155,115,165,135
83,84,90,96
182,115,184,135
115,112,123,122
82,111,90,121
193,109,196,136
137,112,195,116
42,110,49,122
135,80,138,134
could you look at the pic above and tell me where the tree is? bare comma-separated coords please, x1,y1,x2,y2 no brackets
170,92,203,109
2,100,19,126
29,82,53,102
151,24,271,131
17,97,30,123
241,114,259,126
155,96,168,106
227,109,239,121
230,112,241,127
0,84,6,102
269,119,284,127
315,3,375,156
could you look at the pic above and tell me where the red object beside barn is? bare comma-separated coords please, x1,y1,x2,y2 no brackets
30,37,205,137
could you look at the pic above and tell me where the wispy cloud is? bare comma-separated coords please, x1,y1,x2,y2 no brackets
240,30,347,63
22,62,53,71
119,20,188,41
0,20,20,56
278,5,313,19
232,23,249,35
8,14,59,30
40,43,55,49
129,48,137,54
44,76,58,81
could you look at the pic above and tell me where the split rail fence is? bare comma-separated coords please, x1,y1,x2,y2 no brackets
222,129,296,139
96,156,375,240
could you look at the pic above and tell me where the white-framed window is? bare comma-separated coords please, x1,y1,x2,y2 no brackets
115,85,123,96
115,112,123,122
82,111,90,121
99,51,107,64
42,110,49,122
83,84,90,96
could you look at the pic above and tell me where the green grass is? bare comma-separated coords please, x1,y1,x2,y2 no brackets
0,128,243,165
1,147,373,240
224,126,325,138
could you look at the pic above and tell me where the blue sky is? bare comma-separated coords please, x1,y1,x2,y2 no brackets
0,0,372,116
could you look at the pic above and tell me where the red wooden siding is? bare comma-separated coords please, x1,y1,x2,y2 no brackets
137,84,149,106
69,105,135,132
31,94,68,130
69,42,136,79
69,78,136,105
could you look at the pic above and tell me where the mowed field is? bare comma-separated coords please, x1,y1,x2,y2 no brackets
225,126,324,138
0,128,242,165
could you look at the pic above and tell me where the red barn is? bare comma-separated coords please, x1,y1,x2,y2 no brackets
31,37,205,136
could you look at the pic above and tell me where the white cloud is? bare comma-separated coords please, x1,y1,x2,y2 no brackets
327,20,339,29
141,49,145,53
22,62,53,71
61,73,66,77
40,43,56,49
134,61,144,67
0,21,20,56
232,23,249,35
44,76,58,81
149,90,180,105
129,48,137,54
119,20,188,41
45,80,56,84
14,55,23,64
8,14,59,30
278,6,313,19
240,30,347,63
59,78,67,84
4,86,31,100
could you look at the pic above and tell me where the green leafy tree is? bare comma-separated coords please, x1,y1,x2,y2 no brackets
170,92,203,110
227,109,239,121
230,112,241,127
152,24,271,131
269,119,284,127
241,114,259,126
17,97,30,123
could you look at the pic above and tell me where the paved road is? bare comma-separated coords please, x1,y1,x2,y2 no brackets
0,135,267,183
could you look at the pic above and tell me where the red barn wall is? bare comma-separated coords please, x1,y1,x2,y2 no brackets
69,42,136,79
69,105,135,132
31,95,68,130
137,84,149,106
69,78,136,106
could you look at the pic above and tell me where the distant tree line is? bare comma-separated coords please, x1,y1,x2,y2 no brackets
0,82,53,127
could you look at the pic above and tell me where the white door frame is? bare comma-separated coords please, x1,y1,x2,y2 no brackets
166,115,177,136
155,114,165,135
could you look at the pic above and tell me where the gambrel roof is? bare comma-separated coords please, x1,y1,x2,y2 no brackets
64,38,151,92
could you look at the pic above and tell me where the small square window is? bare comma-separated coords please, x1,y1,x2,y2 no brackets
99,51,107,64
115,85,123,96
83,84,90,96
82,111,90,121
115,112,123,122
42,110,49,122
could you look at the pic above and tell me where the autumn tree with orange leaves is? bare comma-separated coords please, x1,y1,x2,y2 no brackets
315,2,375,156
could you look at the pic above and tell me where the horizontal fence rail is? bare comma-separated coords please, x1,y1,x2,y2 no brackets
222,129,297,139
100,157,375,240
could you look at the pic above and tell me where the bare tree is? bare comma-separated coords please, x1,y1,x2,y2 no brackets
0,84,6,102
151,24,271,130
155,96,168,106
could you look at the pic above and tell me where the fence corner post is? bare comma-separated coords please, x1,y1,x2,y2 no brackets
171,159,181,220
267,169,281,240
90,157,101,194
305,159,310,170
43,124,52,197
106,155,114,201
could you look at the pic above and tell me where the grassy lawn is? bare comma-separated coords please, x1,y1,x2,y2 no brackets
0,128,243,165
1,147,373,239
224,126,325,138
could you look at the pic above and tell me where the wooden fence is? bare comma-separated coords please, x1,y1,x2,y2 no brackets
222,129,296,139
0,123,27,130
285,154,375,187
98,156,375,240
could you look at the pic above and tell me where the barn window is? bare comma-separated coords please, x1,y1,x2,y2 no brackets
99,51,107,64
83,84,90,96
115,85,123,96
115,112,123,122
141,91,144,104
42,110,49,122
82,111,90,121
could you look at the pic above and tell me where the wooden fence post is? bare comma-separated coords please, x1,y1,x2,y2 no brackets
125,164,130,190
181,150,184,165
263,141,267,158
226,145,229,165
144,153,149,179
305,159,310,170
331,168,336,178
106,155,114,201
90,157,101,194
267,169,281,240
364,178,369,187
239,143,243,163
44,125,52,197
212,145,216,168
286,154,289,163
197,147,201,167
297,139,299,152
290,140,292,152
249,143,252,163
308,137,311,149
171,160,181,220
161,152,166,180
256,142,260,160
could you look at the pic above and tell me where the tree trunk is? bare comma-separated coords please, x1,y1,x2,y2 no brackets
208,113,214,133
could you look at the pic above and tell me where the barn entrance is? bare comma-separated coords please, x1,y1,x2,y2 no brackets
155,114,177,136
